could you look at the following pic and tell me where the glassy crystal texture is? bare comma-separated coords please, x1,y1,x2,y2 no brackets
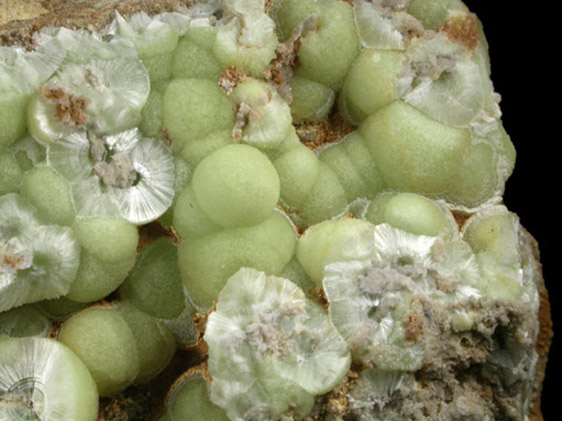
0,337,99,420
205,268,351,420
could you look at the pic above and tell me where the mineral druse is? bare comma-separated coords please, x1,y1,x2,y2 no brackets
0,0,551,420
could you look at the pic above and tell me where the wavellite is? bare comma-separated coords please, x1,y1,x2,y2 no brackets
0,0,551,420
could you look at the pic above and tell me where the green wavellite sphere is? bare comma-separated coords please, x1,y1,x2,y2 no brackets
191,144,281,229
294,0,360,90
172,36,221,81
116,301,176,384
0,148,23,195
120,237,186,320
20,166,75,226
365,192,457,238
71,217,138,264
162,78,234,151
0,93,28,147
360,101,472,195
340,49,402,124
58,307,140,397
65,248,134,302
178,211,296,309
162,372,228,421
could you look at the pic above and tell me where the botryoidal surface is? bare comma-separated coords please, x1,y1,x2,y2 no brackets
0,0,550,420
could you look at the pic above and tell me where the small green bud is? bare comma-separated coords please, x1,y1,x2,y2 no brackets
116,302,176,384
297,218,376,285
289,76,335,122
164,371,228,421
365,192,457,238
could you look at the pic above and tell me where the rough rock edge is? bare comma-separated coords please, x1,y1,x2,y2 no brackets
0,0,195,47
0,1,552,420
524,227,552,421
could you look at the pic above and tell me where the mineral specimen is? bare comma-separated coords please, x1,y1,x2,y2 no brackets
0,0,552,420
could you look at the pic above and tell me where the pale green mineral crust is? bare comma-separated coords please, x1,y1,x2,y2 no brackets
0,0,550,420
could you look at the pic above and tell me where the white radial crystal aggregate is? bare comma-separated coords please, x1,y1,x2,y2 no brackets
323,223,482,369
230,79,293,152
396,32,486,127
41,27,138,63
353,0,419,51
0,194,80,312
205,268,351,420
29,55,149,144
8,134,46,168
347,369,414,417
47,129,175,224
0,337,98,420
214,0,278,75
0,39,65,95
0,194,40,242
114,12,179,58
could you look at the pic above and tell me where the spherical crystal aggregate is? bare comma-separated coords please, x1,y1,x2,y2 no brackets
0,0,549,419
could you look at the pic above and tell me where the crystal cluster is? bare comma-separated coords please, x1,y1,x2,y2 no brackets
0,0,548,419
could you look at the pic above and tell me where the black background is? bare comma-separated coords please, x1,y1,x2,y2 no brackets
462,1,557,415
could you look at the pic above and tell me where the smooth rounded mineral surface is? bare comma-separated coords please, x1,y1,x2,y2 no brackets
58,307,140,396
191,144,281,229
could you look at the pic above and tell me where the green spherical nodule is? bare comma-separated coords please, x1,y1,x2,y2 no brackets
58,307,140,397
289,77,335,122
0,93,28,147
295,0,360,90
340,49,403,124
365,192,453,238
178,212,296,309
297,218,375,285
162,79,234,152
165,373,228,421
71,217,139,264
120,237,187,320
191,144,281,229
274,145,320,208
172,38,222,81
20,166,75,226
116,302,176,385
360,101,471,196
0,149,24,195
65,249,134,303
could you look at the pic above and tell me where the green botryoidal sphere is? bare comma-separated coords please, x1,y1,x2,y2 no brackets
0,0,542,419
58,306,140,397
161,370,228,421
191,144,281,229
